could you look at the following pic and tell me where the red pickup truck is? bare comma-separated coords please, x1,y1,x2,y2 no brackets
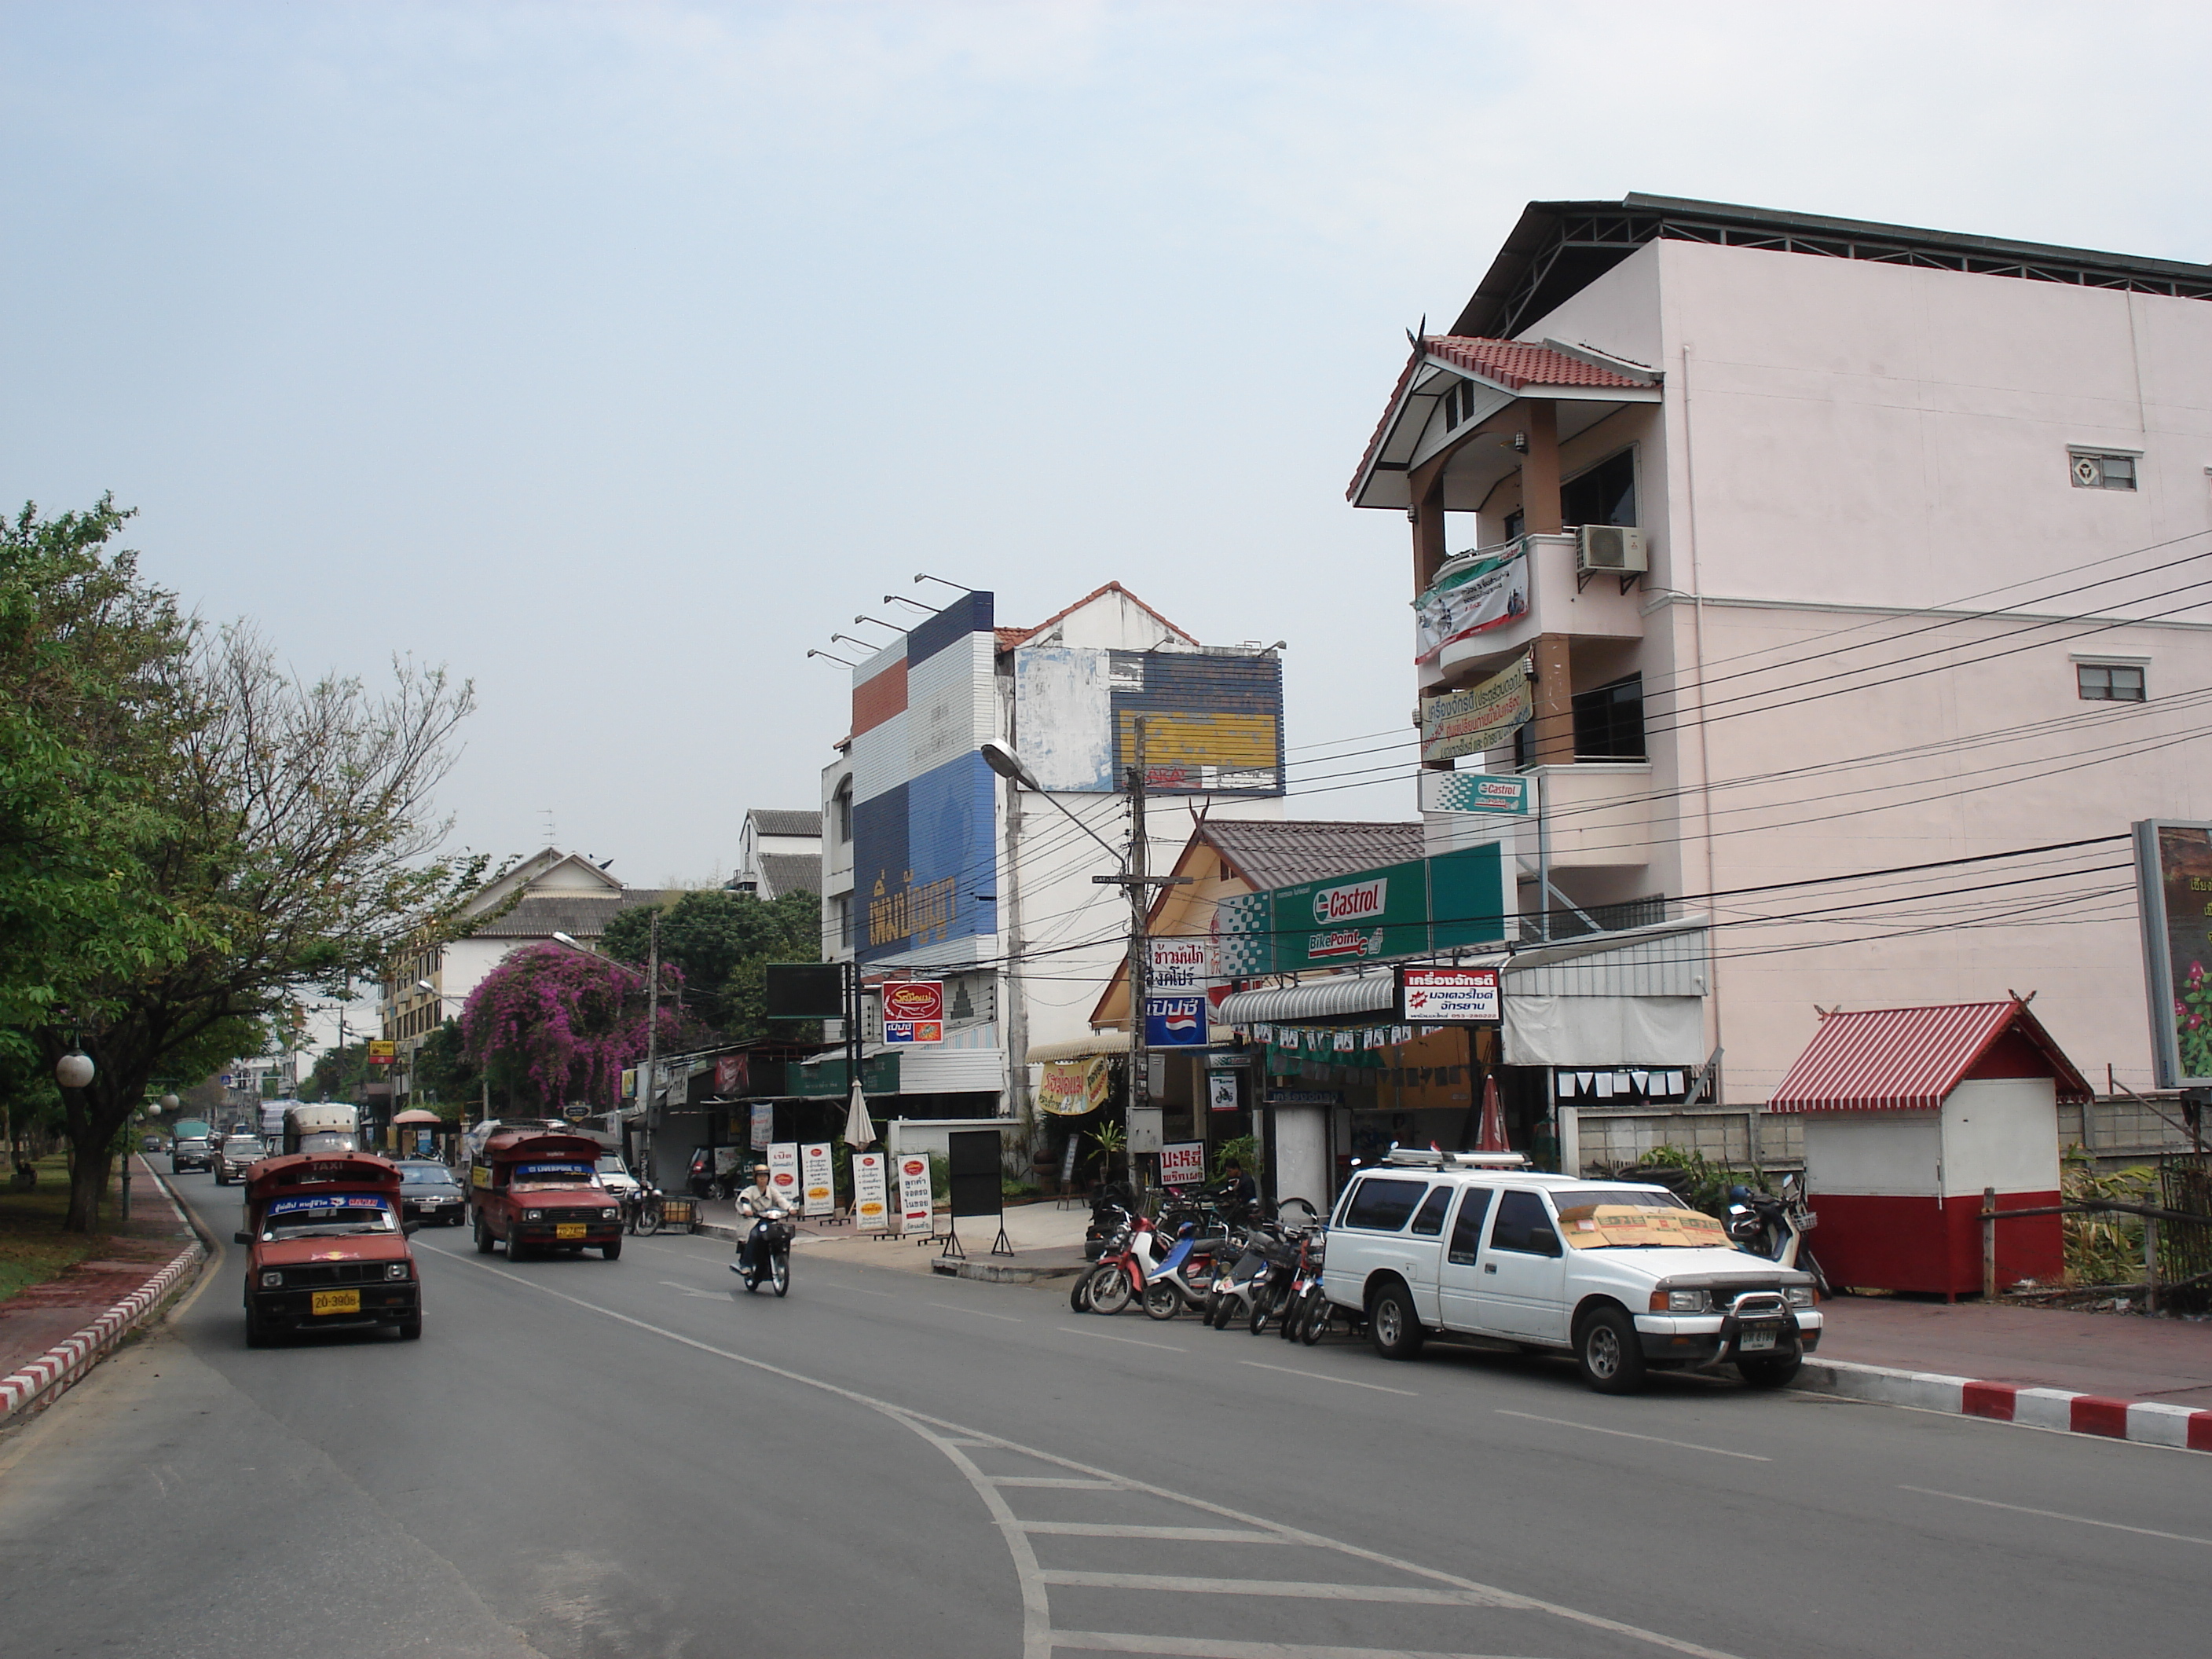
469,1130,625,1261
236,1153,423,1346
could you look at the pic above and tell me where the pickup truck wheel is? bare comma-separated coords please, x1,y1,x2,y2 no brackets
1367,1281,1426,1361
245,1305,271,1349
601,1240,622,1261
1738,1353,1802,1389
1576,1306,1647,1393
507,1235,530,1262
398,1315,422,1341
473,1216,493,1255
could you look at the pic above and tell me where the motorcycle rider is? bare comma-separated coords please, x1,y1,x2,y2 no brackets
731,1163,789,1276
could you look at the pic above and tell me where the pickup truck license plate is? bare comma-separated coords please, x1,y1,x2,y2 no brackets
555,1223,586,1240
311,1289,361,1316
1739,1328,1777,1352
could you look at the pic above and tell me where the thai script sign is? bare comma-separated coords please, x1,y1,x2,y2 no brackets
767,1142,800,1206
1401,965,1501,1024
1420,657,1532,764
1148,937,1218,991
800,1141,834,1218
750,1102,775,1151
1039,1057,1111,1115
851,1151,891,1232
1144,996,1210,1047
1158,1141,1206,1187
896,1153,935,1236
882,980,945,1045
1414,546,1528,664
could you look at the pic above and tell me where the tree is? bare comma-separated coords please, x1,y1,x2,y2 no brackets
301,1039,374,1104
460,944,689,1115
5,500,493,1231
410,1016,480,1108
601,888,821,1042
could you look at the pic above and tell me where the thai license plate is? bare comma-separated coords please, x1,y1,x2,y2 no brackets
311,1289,361,1316
1739,1328,1777,1352
555,1223,586,1240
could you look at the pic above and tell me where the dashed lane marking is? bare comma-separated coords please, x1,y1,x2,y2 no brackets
1021,1522,1273,1542
1494,1411,1771,1463
1056,1326,1185,1353
1050,1635,1537,1658
929,1302,1023,1323
1899,1485,2212,1547
1241,1361,1417,1397
1037,1573,1502,1605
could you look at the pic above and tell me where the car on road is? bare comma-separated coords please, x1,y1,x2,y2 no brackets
236,1152,423,1345
397,1160,467,1225
214,1137,271,1185
468,1128,624,1261
1321,1149,1822,1393
594,1155,641,1199
141,1133,165,1153
171,1136,214,1174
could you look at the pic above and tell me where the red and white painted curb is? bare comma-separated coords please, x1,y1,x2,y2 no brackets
0,1162,206,1425
1797,1357,2212,1452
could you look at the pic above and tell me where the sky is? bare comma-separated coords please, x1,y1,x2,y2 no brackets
6,1,2211,893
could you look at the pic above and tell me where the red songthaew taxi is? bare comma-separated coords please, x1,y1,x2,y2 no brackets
469,1130,625,1261
236,1153,423,1346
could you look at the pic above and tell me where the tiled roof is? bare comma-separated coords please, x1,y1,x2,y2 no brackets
1423,335,1648,392
757,853,822,899
748,808,822,837
1199,819,1424,892
469,890,673,940
1767,1001,2093,1112
995,582,1198,651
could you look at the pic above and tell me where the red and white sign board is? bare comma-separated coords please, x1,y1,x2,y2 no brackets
1401,965,1500,1024
1159,1141,1207,1188
767,1142,800,1206
883,980,944,1045
851,1152,891,1232
800,1141,834,1218
896,1153,935,1236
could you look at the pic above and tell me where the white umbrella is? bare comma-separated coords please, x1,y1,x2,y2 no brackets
842,1081,875,1150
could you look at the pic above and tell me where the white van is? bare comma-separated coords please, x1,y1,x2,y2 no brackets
1320,1149,1822,1393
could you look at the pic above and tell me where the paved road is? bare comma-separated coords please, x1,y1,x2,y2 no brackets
2,1170,2207,1659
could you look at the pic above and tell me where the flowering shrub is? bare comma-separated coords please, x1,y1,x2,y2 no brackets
460,943,687,1112
2174,960,2212,1079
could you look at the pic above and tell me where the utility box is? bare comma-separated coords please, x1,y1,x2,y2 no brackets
1768,1001,2089,1296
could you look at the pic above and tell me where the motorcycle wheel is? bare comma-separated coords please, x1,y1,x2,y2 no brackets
635,1203,661,1237
1068,1270,1094,1314
1086,1265,1133,1316
1298,1291,1328,1346
1247,1291,1270,1336
1143,1280,1181,1320
740,1262,760,1293
771,1252,789,1298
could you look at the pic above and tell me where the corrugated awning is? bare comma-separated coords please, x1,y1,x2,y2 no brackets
1026,1033,1132,1064
1767,1000,2093,1112
1216,971,1398,1027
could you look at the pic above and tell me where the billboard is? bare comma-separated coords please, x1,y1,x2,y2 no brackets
1210,844,1508,978
1420,656,1532,764
2133,820,2212,1087
1013,645,1284,795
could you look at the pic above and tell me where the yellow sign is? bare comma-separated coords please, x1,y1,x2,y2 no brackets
1039,1057,1113,1115
1420,656,1532,764
368,1039,397,1067
555,1223,585,1240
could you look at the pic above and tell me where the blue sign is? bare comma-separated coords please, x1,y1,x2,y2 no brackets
267,1194,388,1216
1144,996,1210,1048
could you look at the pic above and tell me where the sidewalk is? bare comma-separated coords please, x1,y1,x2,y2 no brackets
690,1192,1093,1281
0,1157,203,1423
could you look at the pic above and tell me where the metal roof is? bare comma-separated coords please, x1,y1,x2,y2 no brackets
756,852,822,898
1217,971,1398,1027
1767,1000,2093,1113
747,808,822,837
468,890,674,939
1199,820,1423,892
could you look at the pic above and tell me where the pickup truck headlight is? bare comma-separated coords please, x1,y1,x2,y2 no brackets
260,1270,283,1288
1783,1284,1817,1308
385,1262,411,1281
524,1208,544,1221
1650,1287,1711,1313
601,1208,619,1221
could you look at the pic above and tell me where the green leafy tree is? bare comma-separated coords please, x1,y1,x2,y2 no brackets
301,1039,375,1104
602,888,820,1042
410,1016,480,1108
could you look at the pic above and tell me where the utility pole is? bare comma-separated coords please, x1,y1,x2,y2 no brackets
642,910,661,1188
1127,716,1149,1185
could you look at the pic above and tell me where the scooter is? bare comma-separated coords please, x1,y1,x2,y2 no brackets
1206,1221,1286,1331
731,1207,795,1297
1726,1177,1829,1295
1280,1226,1334,1345
1080,1210,1172,1316
1143,1221,1229,1321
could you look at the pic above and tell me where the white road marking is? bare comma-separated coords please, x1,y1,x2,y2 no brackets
1241,1361,1417,1397
1038,1573,1499,1605
929,1302,1023,1323
1052,1633,1535,1658
994,1477,1123,1490
1057,1326,1186,1353
657,1280,728,1299
1493,1410,1772,1463
824,1283,898,1297
1022,1522,1273,1542
1899,1485,2212,1547
413,1238,1747,1659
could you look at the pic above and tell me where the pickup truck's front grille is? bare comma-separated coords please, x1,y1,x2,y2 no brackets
1727,1291,1786,1319
287,1262,384,1287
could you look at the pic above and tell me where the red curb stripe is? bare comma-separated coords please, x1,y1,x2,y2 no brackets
2071,1395,2132,1439
1961,1381,2017,1421
2186,1414,2212,1453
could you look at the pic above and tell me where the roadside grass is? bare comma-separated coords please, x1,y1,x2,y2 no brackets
0,1158,104,1302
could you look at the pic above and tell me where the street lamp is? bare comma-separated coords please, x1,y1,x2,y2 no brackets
55,1051,94,1090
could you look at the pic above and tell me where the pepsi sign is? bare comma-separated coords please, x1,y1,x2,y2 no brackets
1144,996,1210,1048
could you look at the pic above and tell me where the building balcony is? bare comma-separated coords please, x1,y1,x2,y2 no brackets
1420,533,1646,692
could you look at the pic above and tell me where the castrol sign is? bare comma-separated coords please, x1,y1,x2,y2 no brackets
1313,876,1387,926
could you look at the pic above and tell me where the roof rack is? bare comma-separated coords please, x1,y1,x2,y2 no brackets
1381,1148,1530,1169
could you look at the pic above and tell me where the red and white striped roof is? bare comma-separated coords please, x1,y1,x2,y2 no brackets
1768,1001,2092,1112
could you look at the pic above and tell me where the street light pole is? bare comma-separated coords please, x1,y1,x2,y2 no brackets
1125,718,1150,1186
642,911,661,1188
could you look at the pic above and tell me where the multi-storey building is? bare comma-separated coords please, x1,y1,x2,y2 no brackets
1349,193,2212,1133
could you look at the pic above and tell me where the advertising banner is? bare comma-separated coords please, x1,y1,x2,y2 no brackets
1420,657,1532,764
368,1040,396,1066
766,1142,800,1209
1039,1057,1111,1115
2133,819,2212,1086
883,980,945,1045
1012,644,1285,797
1414,548,1529,664
1423,771,1530,815
1401,965,1502,1024
1280,860,1430,971
712,1055,749,1095
895,1152,936,1236
749,1102,775,1151
1148,936,1219,991
1158,1141,1207,1188
1208,1071,1240,1113
1144,996,1210,1047
850,1151,891,1232
799,1141,835,1218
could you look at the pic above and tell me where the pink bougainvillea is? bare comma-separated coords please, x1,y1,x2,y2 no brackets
460,943,687,1111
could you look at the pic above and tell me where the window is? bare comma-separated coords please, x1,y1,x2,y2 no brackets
2070,450,2137,491
2078,662,2146,702
1342,1177,1430,1232
1572,674,1646,760
833,782,853,844
1503,507,1524,541
1487,1189,1562,1256
1446,1187,1494,1264
1444,379,1479,431
1408,1186,1453,1236
1561,449,1636,529
830,894,851,949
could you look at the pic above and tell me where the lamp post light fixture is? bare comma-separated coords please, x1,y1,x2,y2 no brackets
159,1093,181,1113
55,1050,94,1090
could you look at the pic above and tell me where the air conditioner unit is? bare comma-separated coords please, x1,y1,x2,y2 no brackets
1576,524,1647,574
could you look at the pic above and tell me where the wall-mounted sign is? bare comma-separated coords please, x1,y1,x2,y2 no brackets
1213,844,1507,978
883,980,944,1045
1159,1141,1207,1187
1419,656,1533,764
1207,1071,1240,1113
1401,965,1502,1024
1144,996,1210,1047
1423,771,1530,815
368,1040,396,1066
1039,1057,1111,1115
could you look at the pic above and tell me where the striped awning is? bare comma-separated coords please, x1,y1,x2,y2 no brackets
1768,1000,2092,1112
1215,970,1399,1027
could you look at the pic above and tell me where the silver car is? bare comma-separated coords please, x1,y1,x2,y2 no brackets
214,1137,269,1185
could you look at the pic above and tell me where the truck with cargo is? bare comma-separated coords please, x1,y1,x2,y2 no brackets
468,1129,624,1261
282,1103,361,1156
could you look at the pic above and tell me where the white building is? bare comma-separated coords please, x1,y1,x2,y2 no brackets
1349,193,2212,1117
733,808,822,899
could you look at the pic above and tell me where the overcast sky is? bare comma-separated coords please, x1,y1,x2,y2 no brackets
6,2,2210,890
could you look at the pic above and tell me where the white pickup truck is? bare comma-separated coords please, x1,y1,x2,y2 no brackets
1321,1149,1822,1393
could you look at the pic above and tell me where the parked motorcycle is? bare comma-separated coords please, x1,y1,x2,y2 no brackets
1143,1221,1229,1320
1726,1177,1830,1295
1206,1221,1286,1331
731,1206,795,1296
1280,1226,1334,1345
1081,1209,1172,1316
